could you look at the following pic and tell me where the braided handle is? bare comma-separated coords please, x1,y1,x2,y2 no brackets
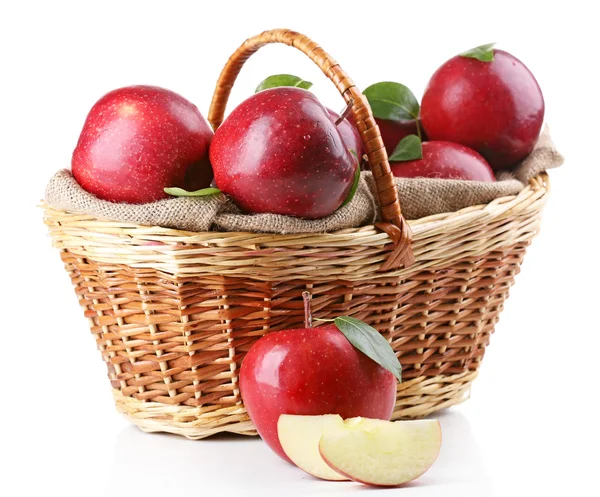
208,29,413,269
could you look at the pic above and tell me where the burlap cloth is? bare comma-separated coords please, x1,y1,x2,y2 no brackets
45,126,563,233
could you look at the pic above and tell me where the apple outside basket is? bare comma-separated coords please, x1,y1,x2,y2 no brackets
43,29,550,438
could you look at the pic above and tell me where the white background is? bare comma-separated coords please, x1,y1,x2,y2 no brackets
2,1,598,496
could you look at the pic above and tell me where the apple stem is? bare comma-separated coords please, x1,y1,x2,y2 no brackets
335,98,354,126
302,291,313,328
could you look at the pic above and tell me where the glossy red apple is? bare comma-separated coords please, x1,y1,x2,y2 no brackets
210,87,357,219
421,48,544,169
254,74,364,163
391,141,495,181
376,118,424,157
327,109,364,161
239,307,397,462
72,85,213,203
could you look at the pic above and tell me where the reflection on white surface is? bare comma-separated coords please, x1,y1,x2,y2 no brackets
106,409,494,496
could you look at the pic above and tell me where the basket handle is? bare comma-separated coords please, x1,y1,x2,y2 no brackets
208,29,414,269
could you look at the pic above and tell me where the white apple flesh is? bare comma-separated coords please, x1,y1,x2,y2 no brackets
319,417,442,487
278,414,348,481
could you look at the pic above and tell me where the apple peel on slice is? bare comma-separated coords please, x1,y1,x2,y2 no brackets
319,417,442,487
278,414,348,481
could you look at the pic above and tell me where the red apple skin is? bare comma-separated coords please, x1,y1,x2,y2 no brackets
72,85,213,203
210,87,357,219
390,141,496,181
375,118,425,157
183,156,214,192
239,324,397,462
327,109,364,161
421,49,544,170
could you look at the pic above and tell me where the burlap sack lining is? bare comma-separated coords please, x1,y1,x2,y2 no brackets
45,126,563,233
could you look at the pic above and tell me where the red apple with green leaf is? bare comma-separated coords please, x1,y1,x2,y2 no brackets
389,136,495,181
255,74,364,163
375,118,424,157
421,43,544,169
72,85,214,203
210,86,358,219
363,82,424,157
239,292,400,462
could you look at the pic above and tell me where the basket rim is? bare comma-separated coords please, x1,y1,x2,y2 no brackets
41,172,549,243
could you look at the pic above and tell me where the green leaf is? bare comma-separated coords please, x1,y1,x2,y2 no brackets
459,43,496,62
334,316,402,381
340,151,361,208
255,74,313,93
388,135,423,162
164,187,221,197
363,82,420,121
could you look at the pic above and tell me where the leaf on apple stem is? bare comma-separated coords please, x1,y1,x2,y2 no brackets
363,82,420,122
388,135,423,162
459,43,496,62
334,316,402,381
340,151,361,208
255,74,313,93
164,187,221,197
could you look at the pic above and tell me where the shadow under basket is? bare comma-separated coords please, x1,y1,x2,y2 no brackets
42,29,551,439
42,171,549,438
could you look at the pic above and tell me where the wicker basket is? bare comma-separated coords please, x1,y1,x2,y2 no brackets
43,29,550,439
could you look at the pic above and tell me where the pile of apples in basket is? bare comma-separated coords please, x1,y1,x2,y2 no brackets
70,43,544,486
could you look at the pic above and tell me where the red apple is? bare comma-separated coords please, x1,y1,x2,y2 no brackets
253,74,364,163
210,87,357,219
421,48,544,169
239,324,397,462
72,85,213,203
376,118,424,157
327,109,364,161
391,141,495,181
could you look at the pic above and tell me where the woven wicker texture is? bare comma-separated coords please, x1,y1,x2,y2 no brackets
43,171,548,437
42,29,551,439
113,371,478,438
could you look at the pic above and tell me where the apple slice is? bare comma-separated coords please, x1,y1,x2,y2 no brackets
319,417,442,487
278,414,348,481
